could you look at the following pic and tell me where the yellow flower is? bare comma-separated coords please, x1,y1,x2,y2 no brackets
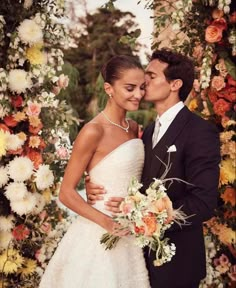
26,45,46,65
218,226,236,246
220,158,235,184
42,188,51,204
188,98,198,111
0,130,7,157
17,258,37,276
0,249,24,274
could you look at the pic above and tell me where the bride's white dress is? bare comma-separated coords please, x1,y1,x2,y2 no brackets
39,139,150,288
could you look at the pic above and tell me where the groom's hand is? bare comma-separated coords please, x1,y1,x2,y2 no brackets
85,175,106,205
105,197,124,215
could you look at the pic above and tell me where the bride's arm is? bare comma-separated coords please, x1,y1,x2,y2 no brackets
59,124,121,235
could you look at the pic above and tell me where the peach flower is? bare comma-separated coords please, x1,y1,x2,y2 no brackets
39,222,51,234
14,111,27,122
28,115,42,127
205,25,223,43
58,74,69,89
211,76,226,91
26,101,41,116
142,212,157,236
212,9,224,19
29,136,41,148
29,122,43,134
120,202,134,215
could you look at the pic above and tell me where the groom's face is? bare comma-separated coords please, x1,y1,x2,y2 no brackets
144,59,171,103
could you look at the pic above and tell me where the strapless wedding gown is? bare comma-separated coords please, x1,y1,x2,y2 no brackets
39,139,150,288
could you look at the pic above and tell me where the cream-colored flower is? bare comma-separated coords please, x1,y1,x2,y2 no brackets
0,231,13,249
5,182,28,202
221,141,236,159
18,19,43,45
35,164,54,190
5,134,24,151
8,69,32,94
220,131,234,143
8,157,34,182
10,193,37,216
0,215,15,232
0,129,8,157
0,249,24,274
23,0,33,9
0,166,9,188
29,135,41,148
220,158,235,184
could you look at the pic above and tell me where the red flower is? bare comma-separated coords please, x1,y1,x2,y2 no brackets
12,224,30,240
212,18,227,31
227,75,236,87
213,99,231,117
217,87,236,102
26,149,43,169
3,115,18,127
11,95,23,108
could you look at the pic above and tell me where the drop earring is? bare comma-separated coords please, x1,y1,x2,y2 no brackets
108,94,112,98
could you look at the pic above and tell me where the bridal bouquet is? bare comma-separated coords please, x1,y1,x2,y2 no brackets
100,156,190,266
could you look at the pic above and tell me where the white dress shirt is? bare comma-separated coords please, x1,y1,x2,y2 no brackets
153,101,185,144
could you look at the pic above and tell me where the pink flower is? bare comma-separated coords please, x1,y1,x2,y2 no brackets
228,265,236,281
40,222,51,234
57,74,69,89
120,202,133,215
39,210,48,220
211,76,226,91
56,147,69,159
219,254,229,265
26,101,41,116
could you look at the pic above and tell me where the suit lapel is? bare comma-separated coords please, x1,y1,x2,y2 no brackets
150,106,191,177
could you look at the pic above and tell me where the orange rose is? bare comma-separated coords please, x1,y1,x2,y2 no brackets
142,212,157,236
212,9,224,19
205,25,223,43
213,99,231,117
3,115,18,127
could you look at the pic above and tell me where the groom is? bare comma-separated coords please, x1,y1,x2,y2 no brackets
86,48,221,288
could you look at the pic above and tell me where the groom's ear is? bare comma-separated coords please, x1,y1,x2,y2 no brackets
170,79,183,92
104,82,113,96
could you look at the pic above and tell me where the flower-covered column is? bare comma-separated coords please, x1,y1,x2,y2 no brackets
0,0,78,286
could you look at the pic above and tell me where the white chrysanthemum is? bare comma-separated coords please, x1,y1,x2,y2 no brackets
10,192,37,216
32,192,45,214
8,69,32,94
18,19,43,45
6,134,24,151
8,157,34,182
0,231,13,249
23,0,33,9
5,182,28,202
0,166,9,188
0,215,15,232
35,165,54,190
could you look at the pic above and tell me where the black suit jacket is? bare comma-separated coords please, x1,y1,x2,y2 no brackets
141,106,221,288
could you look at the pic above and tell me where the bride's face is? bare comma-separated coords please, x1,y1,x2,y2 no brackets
110,68,145,111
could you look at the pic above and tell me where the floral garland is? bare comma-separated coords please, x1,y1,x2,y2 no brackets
0,0,78,287
150,0,235,286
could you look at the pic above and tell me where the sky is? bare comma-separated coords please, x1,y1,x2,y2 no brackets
83,0,153,64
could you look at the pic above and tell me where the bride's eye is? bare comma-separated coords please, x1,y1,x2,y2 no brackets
125,86,134,92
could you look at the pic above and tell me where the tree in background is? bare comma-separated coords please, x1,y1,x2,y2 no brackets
63,4,143,120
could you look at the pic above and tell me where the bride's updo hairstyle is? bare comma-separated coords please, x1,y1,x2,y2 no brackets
101,55,143,85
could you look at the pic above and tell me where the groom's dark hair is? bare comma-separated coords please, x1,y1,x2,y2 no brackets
101,55,143,85
150,48,195,101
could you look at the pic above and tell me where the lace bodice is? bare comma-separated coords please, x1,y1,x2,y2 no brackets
89,139,144,215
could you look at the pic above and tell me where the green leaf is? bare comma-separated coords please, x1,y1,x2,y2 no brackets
225,58,236,80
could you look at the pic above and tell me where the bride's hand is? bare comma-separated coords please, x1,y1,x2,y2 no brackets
104,218,130,237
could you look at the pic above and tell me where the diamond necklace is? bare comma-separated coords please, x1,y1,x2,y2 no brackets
101,111,129,133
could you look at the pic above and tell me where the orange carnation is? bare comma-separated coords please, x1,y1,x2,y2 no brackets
26,149,43,169
205,25,223,43
221,187,236,206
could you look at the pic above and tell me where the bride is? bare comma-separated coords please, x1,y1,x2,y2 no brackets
39,55,150,288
